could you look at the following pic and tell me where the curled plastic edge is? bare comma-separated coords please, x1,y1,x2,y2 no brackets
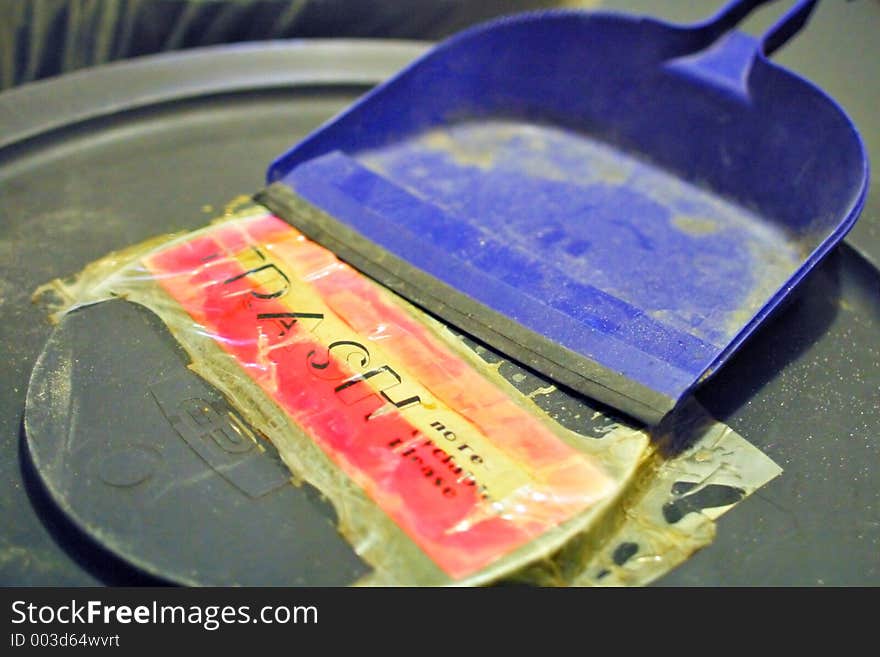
35,207,651,585
576,409,783,587
502,398,783,586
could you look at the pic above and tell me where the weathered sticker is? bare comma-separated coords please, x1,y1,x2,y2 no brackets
35,201,780,586
143,213,615,578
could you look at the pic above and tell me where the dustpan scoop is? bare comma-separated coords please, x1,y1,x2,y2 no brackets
256,0,868,424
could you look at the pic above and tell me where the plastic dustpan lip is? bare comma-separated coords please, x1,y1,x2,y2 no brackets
255,182,676,423
261,4,870,424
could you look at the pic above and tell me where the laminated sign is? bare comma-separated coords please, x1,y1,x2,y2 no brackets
139,213,644,582
36,205,780,586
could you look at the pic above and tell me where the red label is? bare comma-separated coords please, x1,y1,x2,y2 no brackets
144,214,613,578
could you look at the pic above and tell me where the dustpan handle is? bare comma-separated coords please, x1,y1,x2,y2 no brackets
663,0,822,93
760,0,819,56
695,0,820,57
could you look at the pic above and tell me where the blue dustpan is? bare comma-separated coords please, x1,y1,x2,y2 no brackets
257,0,868,424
